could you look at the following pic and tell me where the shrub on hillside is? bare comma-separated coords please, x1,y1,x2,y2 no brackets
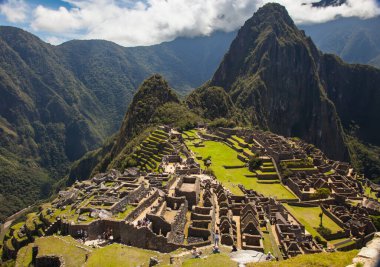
316,226,332,237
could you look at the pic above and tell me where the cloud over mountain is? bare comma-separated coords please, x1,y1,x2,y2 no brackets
1,0,380,46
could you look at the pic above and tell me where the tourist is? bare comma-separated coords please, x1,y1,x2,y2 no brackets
214,230,220,246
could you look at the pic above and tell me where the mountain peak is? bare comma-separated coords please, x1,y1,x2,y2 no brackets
205,4,348,161
114,75,179,152
248,3,295,29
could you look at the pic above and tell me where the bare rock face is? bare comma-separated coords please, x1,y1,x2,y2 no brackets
209,3,348,160
348,232,380,267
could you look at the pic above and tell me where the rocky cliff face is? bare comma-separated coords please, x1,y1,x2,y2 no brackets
320,54,380,146
202,3,348,160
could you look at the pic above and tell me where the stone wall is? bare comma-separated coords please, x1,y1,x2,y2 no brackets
35,255,64,267
119,223,179,253
167,201,188,244
111,184,149,213
320,205,346,229
125,189,160,222
175,177,200,210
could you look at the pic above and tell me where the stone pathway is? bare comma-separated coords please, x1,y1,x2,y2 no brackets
347,232,380,267
233,216,242,249
230,250,267,266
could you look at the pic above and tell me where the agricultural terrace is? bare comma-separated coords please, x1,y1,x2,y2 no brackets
16,236,237,267
16,236,90,267
185,136,296,199
85,244,172,267
283,204,343,241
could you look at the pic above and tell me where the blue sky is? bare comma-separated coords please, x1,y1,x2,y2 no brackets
0,0,379,47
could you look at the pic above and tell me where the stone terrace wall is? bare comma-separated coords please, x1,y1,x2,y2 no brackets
167,201,188,244
125,189,160,222
35,255,64,267
320,205,346,229
120,223,179,253
113,184,149,213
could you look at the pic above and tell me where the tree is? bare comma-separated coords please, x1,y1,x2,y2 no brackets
203,155,212,167
313,188,331,199
248,156,262,171
319,212,323,227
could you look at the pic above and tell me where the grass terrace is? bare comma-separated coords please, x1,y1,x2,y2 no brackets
182,129,199,139
85,243,171,267
16,236,90,267
132,129,172,172
187,140,296,199
364,186,379,200
283,204,343,241
115,205,135,220
182,253,237,267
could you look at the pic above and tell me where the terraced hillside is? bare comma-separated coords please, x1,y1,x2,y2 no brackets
183,129,296,199
131,129,173,172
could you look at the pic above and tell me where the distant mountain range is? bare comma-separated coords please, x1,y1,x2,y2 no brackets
301,16,380,68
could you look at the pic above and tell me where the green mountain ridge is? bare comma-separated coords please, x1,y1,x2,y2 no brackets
0,27,233,220
68,74,202,183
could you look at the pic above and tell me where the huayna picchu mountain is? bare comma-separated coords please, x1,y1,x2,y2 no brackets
187,3,380,178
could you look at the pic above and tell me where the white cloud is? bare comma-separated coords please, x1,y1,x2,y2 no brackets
276,0,380,24
23,0,380,46
45,36,67,45
0,0,28,23
31,0,262,46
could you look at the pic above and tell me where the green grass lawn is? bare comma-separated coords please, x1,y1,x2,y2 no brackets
364,186,379,199
231,135,246,144
248,250,358,267
182,253,237,267
188,141,296,199
115,205,135,220
283,204,343,241
262,232,273,254
16,236,90,267
183,130,199,139
85,244,170,267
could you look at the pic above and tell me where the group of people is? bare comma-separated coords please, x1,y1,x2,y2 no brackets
137,217,151,228
76,229,88,242
102,227,113,240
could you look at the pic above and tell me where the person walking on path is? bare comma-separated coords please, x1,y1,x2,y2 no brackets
214,230,220,246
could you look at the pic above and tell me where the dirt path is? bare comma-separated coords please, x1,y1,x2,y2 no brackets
168,177,179,197
233,216,242,249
